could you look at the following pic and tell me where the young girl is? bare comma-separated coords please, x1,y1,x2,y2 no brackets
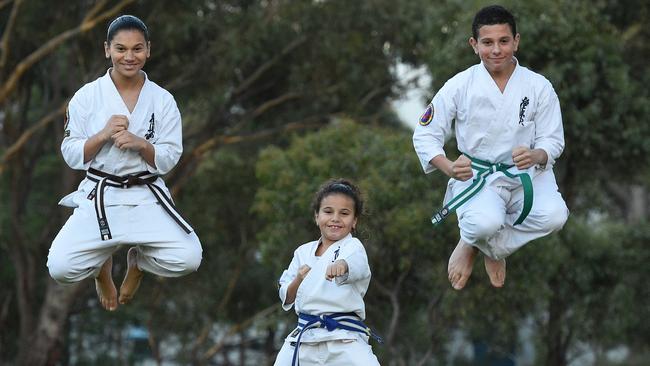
47,15,202,311
273,179,381,366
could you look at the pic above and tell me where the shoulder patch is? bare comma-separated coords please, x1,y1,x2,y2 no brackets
63,105,70,137
419,104,434,126
64,106,69,130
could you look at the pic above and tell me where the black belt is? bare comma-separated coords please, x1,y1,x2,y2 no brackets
86,168,193,240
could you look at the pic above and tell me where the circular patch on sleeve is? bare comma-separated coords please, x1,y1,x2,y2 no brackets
419,103,434,126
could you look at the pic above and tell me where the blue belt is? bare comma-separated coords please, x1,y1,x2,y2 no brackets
291,312,382,366
431,154,533,226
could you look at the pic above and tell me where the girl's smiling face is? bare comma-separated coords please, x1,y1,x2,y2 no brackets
104,29,150,79
315,193,357,246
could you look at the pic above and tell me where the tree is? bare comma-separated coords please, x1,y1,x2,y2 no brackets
0,2,137,364
417,0,650,216
255,120,467,365
1,0,440,363
254,119,650,366
2,0,648,364
414,1,650,364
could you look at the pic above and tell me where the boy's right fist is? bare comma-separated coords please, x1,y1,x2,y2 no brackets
451,154,473,181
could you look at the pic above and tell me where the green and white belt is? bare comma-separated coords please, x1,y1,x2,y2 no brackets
431,154,533,226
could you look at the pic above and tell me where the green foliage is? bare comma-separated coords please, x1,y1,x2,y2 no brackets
418,0,650,214
133,0,443,139
255,119,450,271
63,146,279,363
2,0,443,363
520,219,650,364
178,146,278,324
253,119,650,364
255,120,463,362
1,0,649,364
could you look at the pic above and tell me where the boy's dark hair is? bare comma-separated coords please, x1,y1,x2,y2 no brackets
311,178,364,218
107,15,149,43
472,5,517,40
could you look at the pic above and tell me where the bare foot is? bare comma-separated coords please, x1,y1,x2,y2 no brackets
447,240,478,290
95,256,117,311
484,256,506,288
119,247,144,305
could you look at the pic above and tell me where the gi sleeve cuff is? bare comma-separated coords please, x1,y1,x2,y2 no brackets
279,285,294,311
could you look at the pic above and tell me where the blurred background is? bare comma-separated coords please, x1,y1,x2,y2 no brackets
1,0,648,365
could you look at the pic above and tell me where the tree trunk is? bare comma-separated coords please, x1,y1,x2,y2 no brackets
264,327,275,366
17,279,83,365
628,184,647,222
543,279,568,366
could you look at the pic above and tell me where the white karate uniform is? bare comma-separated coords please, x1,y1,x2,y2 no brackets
47,70,202,284
413,59,569,259
273,234,380,366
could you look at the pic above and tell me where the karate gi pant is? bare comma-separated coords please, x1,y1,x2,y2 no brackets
273,339,380,366
47,199,202,284
453,169,569,260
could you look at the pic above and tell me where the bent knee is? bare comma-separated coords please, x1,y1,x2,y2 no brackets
546,205,569,231
47,249,70,284
159,246,202,275
182,247,202,273
48,239,74,284
183,236,203,272
534,203,569,232
460,212,505,242
47,255,92,285
47,241,101,284
48,262,72,284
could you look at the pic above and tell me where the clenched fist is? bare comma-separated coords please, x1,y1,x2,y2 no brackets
450,155,473,181
100,115,129,141
325,260,348,281
512,146,547,170
297,265,311,281
112,130,146,151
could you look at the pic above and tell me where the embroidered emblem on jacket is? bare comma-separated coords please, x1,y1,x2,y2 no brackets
64,106,70,137
419,103,434,126
145,113,155,140
333,247,340,261
519,97,530,125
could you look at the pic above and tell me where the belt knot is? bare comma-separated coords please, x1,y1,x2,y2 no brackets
85,168,193,240
431,153,534,227
319,315,338,331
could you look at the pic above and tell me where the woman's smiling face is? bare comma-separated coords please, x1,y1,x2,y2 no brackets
104,29,150,79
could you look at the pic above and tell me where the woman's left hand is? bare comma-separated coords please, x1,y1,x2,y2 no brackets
112,130,146,151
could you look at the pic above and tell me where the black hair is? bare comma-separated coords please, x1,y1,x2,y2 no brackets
106,15,149,44
311,178,364,218
472,5,517,40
